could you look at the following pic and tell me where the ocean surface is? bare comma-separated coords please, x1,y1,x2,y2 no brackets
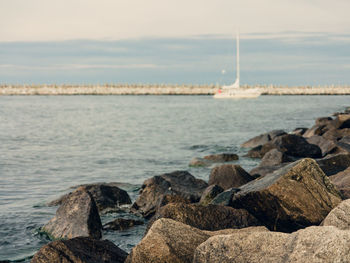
0,95,349,262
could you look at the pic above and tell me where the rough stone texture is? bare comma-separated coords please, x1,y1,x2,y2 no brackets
334,113,350,129
329,167,350,199
125,218,268,263
189,157,212,167
131,171,208,218
322,199,350,229
323,128,350,141
209,164,255,190
303,124,327,138
315,116,333,126
48,183,131,213
103,218,144,231
316,153,350,176
199,185,224,205
148,203,261,232
43,189,102,239
291,127,308,136
193,226,350,263
31,237,128,263
259,149,294,167
306,135,338,156
245,145,264,158
241,130,286,148
249,163,287,178
232,158,342,232
210,188,239,206
189,153,238,167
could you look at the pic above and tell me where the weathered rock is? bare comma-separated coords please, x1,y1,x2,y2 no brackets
103,218,144,231
329,167,350,199
126,218,267,263
131,171,208,218
249,163,288,178
209,164,255,190
315,116,333,126
189,157,211,167
48,183,131,213
333,113,350,129
199,185,224,205
241,130,286,148
210,188,239,206
42,188,102,239
189,153,238,167
148,203,261,232
232,158,342,232
322,199,350,229
259,149,294,167
245,145,263,158
316,153,350,176
31,237,127,263
303,124,327,138
322,128,350,141
306,135,338,156
193,226,350,263
291,127,307,136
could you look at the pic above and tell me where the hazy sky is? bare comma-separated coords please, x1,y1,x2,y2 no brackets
1,0,350,84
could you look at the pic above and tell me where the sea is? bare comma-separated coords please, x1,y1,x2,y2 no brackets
0,95,349,262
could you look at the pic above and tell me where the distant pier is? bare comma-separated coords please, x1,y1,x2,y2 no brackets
1,84,350,95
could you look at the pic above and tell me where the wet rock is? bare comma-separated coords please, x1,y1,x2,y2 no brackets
329,167,350,199
103,218,144,231
249,163,288,178
148,203,261,232
209,164,255,190
306,135,338,156
193,226,350,263
43,188,102,239
322,199,350,229
232,158,341,232
316,153,350,176
131,171,208,218
241,130,286,148
31,237,127,263
291,127,308,136
48,183,131,213
189,157,211,167
210,188,239,206
245,145,264,158
189,153,238,167
125,218,267,263
199,185,224,205
259,149,294,167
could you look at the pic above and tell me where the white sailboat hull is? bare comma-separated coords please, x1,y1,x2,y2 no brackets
213,88,261,99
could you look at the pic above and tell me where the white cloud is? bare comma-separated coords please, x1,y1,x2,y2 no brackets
1,0,349,41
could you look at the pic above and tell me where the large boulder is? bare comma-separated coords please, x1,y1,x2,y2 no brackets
125,218,268,263
199,185,224,205
322,128,350,141
148,203,261,232
189,153,238,167
316,153,350,176
329,167,350,199
31,237,128,263
231,158,342,232
258,149,294,167
193,226,350,263
333,113,350,129
42,189,102,239
322,199,350,229
209,164,255,190
48,183,131,213
131,171,208,218
315,116,333,126
303,124,327,138
241,130,286,148
306,135,338,156
249,163,287,178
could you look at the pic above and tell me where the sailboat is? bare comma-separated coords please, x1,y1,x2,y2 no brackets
214,32,261,99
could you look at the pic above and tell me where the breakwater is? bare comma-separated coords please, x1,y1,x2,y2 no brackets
1,84,350,95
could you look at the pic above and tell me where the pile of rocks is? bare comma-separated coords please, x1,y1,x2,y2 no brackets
31,108,350,263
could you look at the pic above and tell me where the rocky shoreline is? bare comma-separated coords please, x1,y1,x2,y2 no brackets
26,106,350,262
1,84,350,95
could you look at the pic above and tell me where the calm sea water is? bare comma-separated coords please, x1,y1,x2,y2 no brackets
0,95,349,262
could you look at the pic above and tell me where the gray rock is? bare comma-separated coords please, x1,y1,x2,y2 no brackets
189,153,239,167
306,135,338,156
103,218,144,231
210,188,239,206
259,149,294,167
249,163,288,178
329,167,350,199
316,153,350,176
241,130,286,148
199,185,224,205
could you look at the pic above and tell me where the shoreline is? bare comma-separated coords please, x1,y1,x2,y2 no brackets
1,84,350,95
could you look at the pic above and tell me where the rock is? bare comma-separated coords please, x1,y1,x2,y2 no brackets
316,153,350,176
131,171,208,218
193,226,350,263
329,167,350,199
306,135,338,156
241,130,286,148
209,164,255,190
303,124,327,138
333,113,350,129
245,145,264,158
322,128,350,141
259,149,294,167
189,157,211,167
48,182,131,213
210,188,239,206
189,153,238,167
231,158,341,232
103,218,144,231
315,116,333,126
322,199,350,229
291,127,308,136
148,203,261,232
249,163,288,178
31,237,128,263
199,185,224,205
42,188,102,239
125,218,267,263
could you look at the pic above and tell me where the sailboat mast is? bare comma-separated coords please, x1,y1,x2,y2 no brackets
236,32,240,85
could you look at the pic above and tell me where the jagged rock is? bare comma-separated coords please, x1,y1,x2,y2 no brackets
245,145,264,158
306,135,338,156
210,188,239,206
209,164,255,190
323,128,350,141
249,163,288,178
316,153,350,176
131,171,208,218
42,189,102,239
31,237,127,263
231,158,341,232
189,153,238,167
322,199,350,229
259,149,294,167
103,218,144,231
303,124,327,138
333,114,350,129
315,116,333,126
329,167,350,199
48,183,131,213
241,130,286,148
291,127,307,136
193,226,350,263
199,185,224,205
148,203,261,232
125,218,268,263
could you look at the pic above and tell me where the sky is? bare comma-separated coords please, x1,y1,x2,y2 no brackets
1,0,350,85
